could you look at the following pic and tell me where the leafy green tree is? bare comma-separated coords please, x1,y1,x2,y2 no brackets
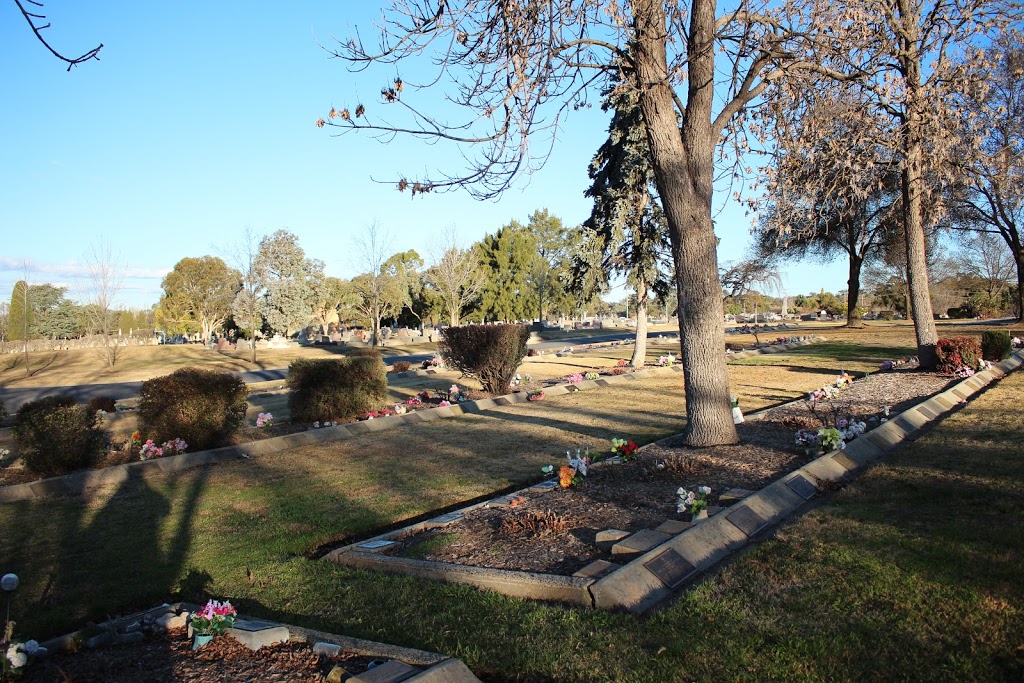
475,225,536,322
255,230,323,337
579,73,672,365
157,256,241,341
523,209,568,323
309,275,356,334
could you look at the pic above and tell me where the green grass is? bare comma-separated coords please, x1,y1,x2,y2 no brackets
1,345,1021,680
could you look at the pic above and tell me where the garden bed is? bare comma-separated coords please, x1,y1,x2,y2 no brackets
19,628,378,683
376,367,955,576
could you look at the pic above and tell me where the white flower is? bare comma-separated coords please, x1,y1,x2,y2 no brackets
7,646,27,669
698,485,711,496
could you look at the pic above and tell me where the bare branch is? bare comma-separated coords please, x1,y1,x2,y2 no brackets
13,0,102,71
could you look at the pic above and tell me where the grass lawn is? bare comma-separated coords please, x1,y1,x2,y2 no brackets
1,329,1021,680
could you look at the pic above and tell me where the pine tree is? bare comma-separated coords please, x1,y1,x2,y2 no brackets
578,72,672,366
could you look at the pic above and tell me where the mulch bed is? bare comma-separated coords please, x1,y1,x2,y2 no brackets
383,367,956,576
19,628,378,683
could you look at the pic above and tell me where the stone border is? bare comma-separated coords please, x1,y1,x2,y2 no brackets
323,350,1024,613
0,336,825,505
34,603,479,682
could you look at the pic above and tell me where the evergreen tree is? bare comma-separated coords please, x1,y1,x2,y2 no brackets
475,225,536,322
578,74,672,365
8,280,32,342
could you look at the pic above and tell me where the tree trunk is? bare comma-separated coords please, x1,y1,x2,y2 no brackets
1014,248,1024,323
631,279,649,367
633,0,738,446
449,294,460,327
250,310,258,363
898,0,938,368
845,254,864,327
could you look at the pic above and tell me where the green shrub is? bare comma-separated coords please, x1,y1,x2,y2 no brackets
138,368,248,451
349,348,382,360
936,337,982,375
390,360,412,374
0,401,7,425
877,310,895,321
13,396,107,476
87,396,118,414
439,324,531,394
981,330,1012,361
288,356,388,423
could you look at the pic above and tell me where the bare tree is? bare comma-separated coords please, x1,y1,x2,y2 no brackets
13,0,102,71
227,227,266,364
953,232,1016,303
947,30,1024,321
424,228,483,328
317,1,855,446
762,0,1017,366
84,239,124,370
352,224,408,346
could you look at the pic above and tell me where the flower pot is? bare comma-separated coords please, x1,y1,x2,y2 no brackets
192,634,214,650
732,406,745,424
691,509,708,522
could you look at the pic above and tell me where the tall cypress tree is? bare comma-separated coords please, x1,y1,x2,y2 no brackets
8,280,32,341
578,71,672,366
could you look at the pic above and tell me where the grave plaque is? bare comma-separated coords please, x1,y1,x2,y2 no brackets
916,405,937,419
785,474,817,501
429,512,464,526
894,416,915,433
832,452,859,471
934,396,952,409
530,480,559,493
644,548,696,589
357,539,395,551
726,506,768,537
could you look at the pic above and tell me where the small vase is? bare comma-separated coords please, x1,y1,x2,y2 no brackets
691,509,708,522
192,634,214,650
732,406,745,424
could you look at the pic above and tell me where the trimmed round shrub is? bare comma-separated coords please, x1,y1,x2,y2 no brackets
13,396,107,477
981,330,1012,361
87,395,118,414
138,368,248,451
439,324,531,394
288,356,388,423
390,360,413,374
349,348,383,360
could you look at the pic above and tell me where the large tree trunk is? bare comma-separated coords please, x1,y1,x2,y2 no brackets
631,279,649,367
449,294,460,327
633,0,738,446
846,253,864,327
1013,248,1024,323
898,0,938,368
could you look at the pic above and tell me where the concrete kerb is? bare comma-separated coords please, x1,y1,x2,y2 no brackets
0,336,829,505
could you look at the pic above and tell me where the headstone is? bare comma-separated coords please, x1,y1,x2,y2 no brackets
356,539,395,551
786,474,817,500
654,520,692,535
595,529,630,546
351,659,421,683
215,338,234,351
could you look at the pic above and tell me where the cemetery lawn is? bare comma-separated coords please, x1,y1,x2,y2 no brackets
0,334,1020,680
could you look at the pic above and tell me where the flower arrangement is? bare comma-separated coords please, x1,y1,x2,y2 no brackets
129,430,143,449
558,465,579,488
189,599,237,637
406,396,423,408
417,390,431,402
566,447,591,476
879,357,916,372
139,438,188,460
795,427,845,454
616,359,628,367
584,371,600,381
565,373,584,384
364,411,380,420
610,437,639,461
422,355,445,369
438,400,452,407
392,404,408,415
657,354,676,366
256,412,273,428
611,367,628,375
676,486,711,515
3,637,44,675
836,417,867,441
527,391,545,401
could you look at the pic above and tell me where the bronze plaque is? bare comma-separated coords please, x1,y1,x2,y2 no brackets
916,405,936,419
644,548,696,589
832,452,859,471
786,474,817,501
726,506,768,537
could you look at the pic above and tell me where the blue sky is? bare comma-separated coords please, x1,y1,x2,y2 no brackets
0,1,847,310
